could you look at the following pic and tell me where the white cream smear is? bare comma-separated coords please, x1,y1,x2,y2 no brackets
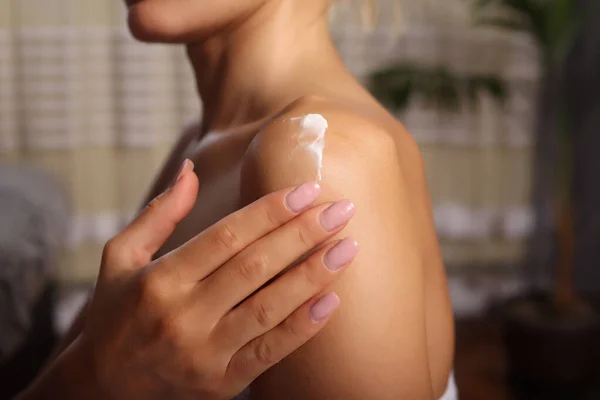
290,114,328,180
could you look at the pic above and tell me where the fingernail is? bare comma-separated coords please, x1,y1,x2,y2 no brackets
309,293,341,323
285,182,321,213
319,200,356,232
324,238,359,271
176,159,193,184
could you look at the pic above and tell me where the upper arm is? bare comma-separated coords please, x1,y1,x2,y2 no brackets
240,105,434,399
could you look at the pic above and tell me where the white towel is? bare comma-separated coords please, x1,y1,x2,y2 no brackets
440,371,459,400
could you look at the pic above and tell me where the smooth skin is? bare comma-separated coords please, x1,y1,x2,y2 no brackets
17,163,359,400
37,0,455,398
125,0,455,399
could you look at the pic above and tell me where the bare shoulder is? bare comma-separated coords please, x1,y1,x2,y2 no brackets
242,97,438,398
241,95,419,201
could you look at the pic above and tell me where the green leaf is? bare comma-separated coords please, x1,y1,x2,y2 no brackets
466,77,479,109
435,67,462,111
369,65,420,111
473,0,547,44
545,0,586,68
465,76,508,110
368,63,507,113
473,0,500,13
475,16,530,32
481,76,509,104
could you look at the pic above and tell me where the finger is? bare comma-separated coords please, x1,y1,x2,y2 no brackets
101,159,198,273
225,293,341,387
214,238,358,351
162,182,322,282
199,200,356,315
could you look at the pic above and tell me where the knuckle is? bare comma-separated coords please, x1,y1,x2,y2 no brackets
250,300,276,330
103,237,149,269
237,254,269,283
130,246,150,268
215,223,239,251
155,312,188,344
295,225,314,248
263,206,282,228
300,260,326,289
102,238,127,265
253,338,276,366
157,318,185,348
282,314,308,340
138,271,165,307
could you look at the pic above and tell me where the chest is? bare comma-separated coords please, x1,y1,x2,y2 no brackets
158,131,254,254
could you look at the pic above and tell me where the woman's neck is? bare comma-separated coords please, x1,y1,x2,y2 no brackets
186,0,349,132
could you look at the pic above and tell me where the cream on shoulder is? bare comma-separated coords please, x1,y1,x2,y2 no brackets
288,114,328,181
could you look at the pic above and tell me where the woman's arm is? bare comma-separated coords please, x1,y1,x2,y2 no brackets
44,301,89,365
241,99,440,399
18,339,105,400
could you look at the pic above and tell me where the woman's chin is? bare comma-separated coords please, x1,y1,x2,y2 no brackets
127,3,185,43
125,0,265,44
126,1,211,44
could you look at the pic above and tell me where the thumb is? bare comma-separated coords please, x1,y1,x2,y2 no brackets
101,159,198,275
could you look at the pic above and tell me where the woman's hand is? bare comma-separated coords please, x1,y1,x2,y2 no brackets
23,160,358,400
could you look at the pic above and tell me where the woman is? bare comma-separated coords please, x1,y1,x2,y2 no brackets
128,0,455,398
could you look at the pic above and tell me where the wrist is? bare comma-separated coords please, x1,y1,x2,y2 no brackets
63,337,108,399
17,337,107,400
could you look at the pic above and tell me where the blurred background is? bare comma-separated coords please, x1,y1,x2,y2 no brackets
0,0,599,399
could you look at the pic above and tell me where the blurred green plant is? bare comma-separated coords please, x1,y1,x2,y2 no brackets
370,0,582,112
369,0,587,311
472,0,584,311
370,64,507,112
473,0,582,69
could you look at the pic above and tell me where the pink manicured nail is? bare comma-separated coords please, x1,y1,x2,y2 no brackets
286,182,321,213
176,159,194,183
309,293,341,322
319,200,356,232
324,238,359,271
